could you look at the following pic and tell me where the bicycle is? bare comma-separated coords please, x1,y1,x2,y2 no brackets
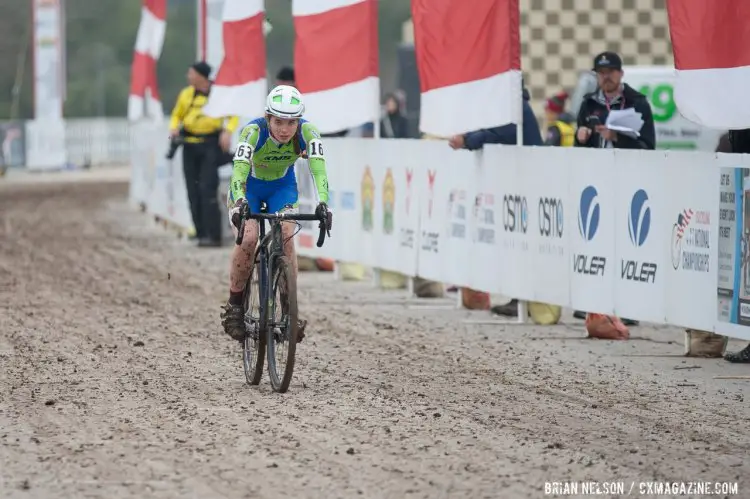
235,201,330,393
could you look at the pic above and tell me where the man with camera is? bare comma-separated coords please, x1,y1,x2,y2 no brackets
573,52,655,326
575,52,655,150
169,61,239,247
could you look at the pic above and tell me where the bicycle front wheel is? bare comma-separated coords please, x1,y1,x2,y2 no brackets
266,256,299,393
243,256,267,385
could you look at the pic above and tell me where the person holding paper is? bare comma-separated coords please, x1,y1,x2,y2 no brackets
574,52,655,150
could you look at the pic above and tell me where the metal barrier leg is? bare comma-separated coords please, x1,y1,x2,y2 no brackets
333,261,341,281
372,267,382,288
517,300,528,324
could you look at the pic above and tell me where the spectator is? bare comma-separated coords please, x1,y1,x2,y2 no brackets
381,93,409,139
448,87,543,150
716,132,732,153
276,66,295,87
725,128,750,363
573,51,654,325
544,91,576,147
169,61,239,247
575,51,655,150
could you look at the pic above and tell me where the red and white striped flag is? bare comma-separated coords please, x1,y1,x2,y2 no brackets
202,0,267,118
128,0,167,121
292,0,379,133
412,0,521,136
667,0,750,129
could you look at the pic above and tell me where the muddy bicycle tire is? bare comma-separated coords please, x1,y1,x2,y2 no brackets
266,256,298,393
243,256,267,385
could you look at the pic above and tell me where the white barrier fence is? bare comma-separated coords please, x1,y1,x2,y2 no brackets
2,118,136,171
129,128,750,342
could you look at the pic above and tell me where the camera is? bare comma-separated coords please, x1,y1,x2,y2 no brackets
586,115,601,127
166,129,185,160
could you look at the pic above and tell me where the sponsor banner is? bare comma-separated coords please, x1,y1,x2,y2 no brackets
437,148,477,288
132,137,750,342
416,141,453,283
613,149,667,322
663,151,717,331
470,148,504,295
714,154,750,340
523,147,571,307
377,139,421,277
490,146,534,301
568,148,616,314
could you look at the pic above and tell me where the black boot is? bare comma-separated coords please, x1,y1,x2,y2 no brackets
724,343,750,363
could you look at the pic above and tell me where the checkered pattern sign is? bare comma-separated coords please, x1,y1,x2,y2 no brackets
520,0,673,119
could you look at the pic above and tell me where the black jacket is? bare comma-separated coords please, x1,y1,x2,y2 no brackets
575,83,656,150
463,88,543,149
729,129,750,153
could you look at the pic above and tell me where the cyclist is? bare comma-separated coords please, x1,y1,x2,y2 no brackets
221,85,331,342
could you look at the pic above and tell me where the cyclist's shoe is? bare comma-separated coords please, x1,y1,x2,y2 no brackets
221,302,246,341
296,319,307,343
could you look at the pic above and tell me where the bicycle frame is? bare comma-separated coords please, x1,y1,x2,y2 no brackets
236,205,330,333
254,216,285,333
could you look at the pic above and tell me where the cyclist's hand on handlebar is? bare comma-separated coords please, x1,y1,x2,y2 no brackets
315,202,333,233
230,198,247,229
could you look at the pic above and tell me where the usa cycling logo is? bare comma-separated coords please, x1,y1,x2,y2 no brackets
578,185,600,241
628,189,651,247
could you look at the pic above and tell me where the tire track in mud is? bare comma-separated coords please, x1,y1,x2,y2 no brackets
0,181,748,498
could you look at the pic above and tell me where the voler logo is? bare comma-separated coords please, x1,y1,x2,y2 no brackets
628,189,651,247
538,197,564,238
578,185,600,241
503,194,528,233
622,189,657,283
573,185,605,276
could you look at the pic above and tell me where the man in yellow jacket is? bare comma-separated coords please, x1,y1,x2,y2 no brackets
169,61,239,247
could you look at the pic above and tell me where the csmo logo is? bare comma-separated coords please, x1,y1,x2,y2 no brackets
503,194,528,233
578,185,600,241
628,189,651,247
538,197,564,238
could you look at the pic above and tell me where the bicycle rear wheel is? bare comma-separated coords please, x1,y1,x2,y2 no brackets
243,255,267,385
266,256,298,393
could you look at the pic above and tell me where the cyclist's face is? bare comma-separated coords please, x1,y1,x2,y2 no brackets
268,116,299,143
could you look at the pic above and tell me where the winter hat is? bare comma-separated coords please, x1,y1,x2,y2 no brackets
545,91,569,113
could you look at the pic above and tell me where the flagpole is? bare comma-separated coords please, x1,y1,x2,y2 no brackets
516,72,528,323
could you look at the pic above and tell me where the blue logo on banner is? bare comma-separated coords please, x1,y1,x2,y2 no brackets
628,189,651,247
578,185,600,241
341,191,355,210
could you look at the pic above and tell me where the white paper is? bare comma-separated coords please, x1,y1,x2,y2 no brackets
605,108,644,138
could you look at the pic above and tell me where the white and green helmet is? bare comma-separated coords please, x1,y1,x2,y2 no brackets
265,85,305,119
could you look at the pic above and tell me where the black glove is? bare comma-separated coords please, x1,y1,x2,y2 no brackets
315,202,332,232
231,198,247,229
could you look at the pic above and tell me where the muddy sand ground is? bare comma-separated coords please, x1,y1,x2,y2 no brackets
1,173,748,498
